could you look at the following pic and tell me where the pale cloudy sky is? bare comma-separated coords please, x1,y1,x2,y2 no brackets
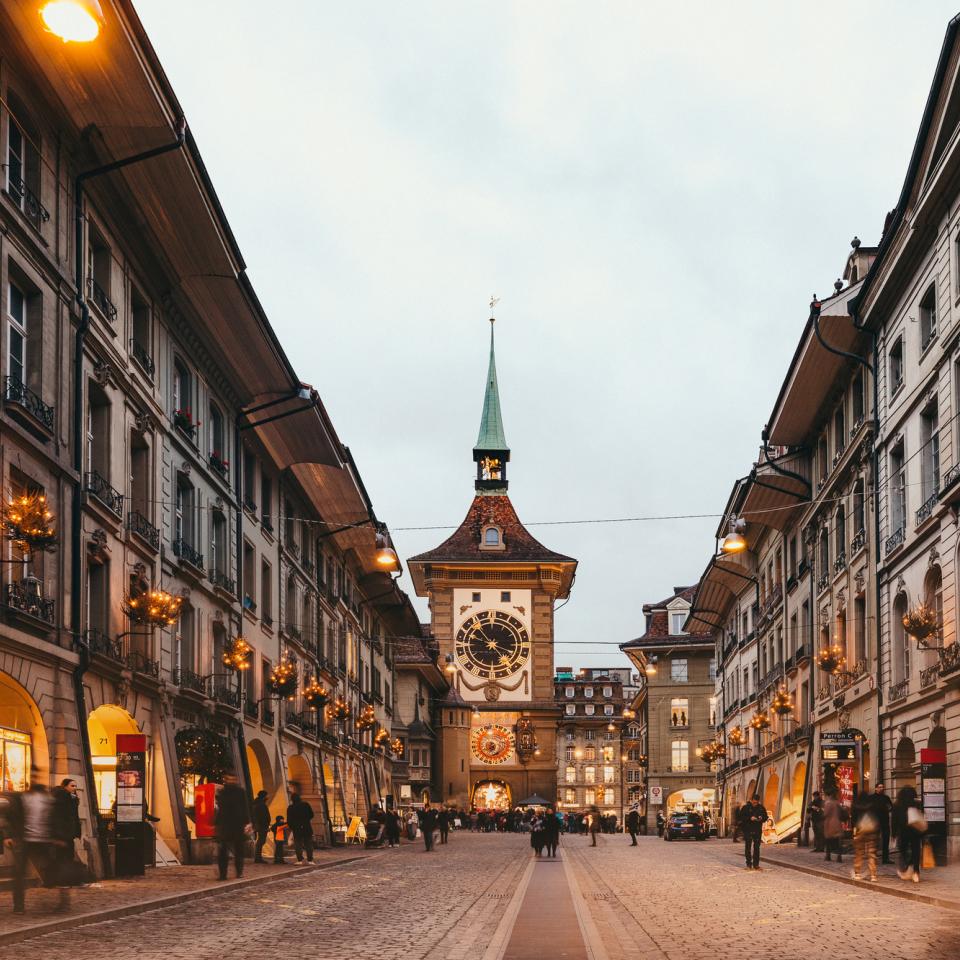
136,1,959,669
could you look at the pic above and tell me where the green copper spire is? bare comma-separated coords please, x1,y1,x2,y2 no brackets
474,319,508,452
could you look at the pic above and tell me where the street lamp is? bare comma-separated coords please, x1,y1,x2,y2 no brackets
40,0,103,42
374,529,400,569
721,517,747,554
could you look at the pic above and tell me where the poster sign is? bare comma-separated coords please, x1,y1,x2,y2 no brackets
921,747,947,862
834,763,855,809
115,734,146,823
649,785,663,806
194,782,217,838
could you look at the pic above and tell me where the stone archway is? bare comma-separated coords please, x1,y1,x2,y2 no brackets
894,737,916,789
246,738,275,799
929,726,946,752
287,753,312,796
472,779,512,810
87,703,140,815
763,772,780,819
0,669,49,790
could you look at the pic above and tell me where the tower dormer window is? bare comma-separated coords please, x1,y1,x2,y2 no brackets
480,525,505,551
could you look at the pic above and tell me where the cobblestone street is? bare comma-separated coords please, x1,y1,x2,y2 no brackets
3,834,958,960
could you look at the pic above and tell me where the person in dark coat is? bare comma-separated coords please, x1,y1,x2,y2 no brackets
384,807,402,848
731,802,744,843
438,807,450,845
286,793,314,863
808,792,825,853
625,806,641,846
542,806,561,858
251,790,270,863
656,810,665,837
214,774,249,880
893,785,925,882
872,783,894,864
742,796,768,870
418,803,439,852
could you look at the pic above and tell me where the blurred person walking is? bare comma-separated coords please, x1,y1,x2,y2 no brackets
543,806,560,858
893,785,926,884
418,802,439,852
808,791,825,853
850,789,879,881
588,807,601,847
384,806,402,848
873,783,894,864
251,790,270,863
214,774,249,880
438,807,450,845
626,805,640,846
822,792,847,864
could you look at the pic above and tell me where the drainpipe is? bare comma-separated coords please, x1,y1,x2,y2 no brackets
70,122,186,875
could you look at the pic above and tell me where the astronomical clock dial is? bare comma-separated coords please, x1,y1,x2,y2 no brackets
455,610,530,680
471,724,515,764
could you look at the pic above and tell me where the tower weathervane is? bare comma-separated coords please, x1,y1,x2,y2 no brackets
489,296,500,320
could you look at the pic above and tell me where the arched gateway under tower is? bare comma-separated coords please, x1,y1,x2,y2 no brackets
407,315,577,810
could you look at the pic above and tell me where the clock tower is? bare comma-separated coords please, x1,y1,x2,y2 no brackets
407,317,577,811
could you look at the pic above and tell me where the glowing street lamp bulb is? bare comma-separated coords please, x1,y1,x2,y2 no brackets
40,0,103,43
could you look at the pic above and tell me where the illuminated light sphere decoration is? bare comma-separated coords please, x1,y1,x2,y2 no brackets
817,644,846,675
770,684,795,717
326,698,351,722
2,491,57,553
749,709,771,731
355,704,377,731
124,587,183,628
267,659,298,700
700,742,717,764
728,725,746,747
390,737,403,756
302,678,329,710
902,603,939,642
712,741,727,759
221,636,253,672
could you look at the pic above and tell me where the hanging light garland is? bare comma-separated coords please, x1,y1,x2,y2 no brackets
817,644,846,674
728,726,745,747
221,636,252,672
770,684,795,717
699,742,717,764
355,704,376,731
326,697,351,722
302,678,329,710
390,737,404,756
2,491,57,552
124,588,183,627
267,659,298,700
902,603,939,641
712,741,727,759
749,709,771,731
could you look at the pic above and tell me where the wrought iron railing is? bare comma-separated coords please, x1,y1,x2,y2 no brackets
173,411,197,441
209,569,235,594
84,470,123,518
88,277,117,322
85,628,122,660
6,174,50,229
209,453,229,480
888,678,909,702
130,339,154,378
851,528,866,554
939,644,960,676
916,490,939,526
284,623,302,641
173,538,204,570
850,414,865,437
262,515,274,533
5,579,54,624
3,376,54,431
816,572,829,592
262,707,275,726
885,527,905,555
126,649,160,677
244,700,259,720
211,676,240,707
833,552,847,574
127,510,160,550
175,669,207,694
920,664,940,688
302,558,315,577
942,463,960,495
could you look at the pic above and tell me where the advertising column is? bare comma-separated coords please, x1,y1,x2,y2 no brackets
115,734,147,876
921,748,947,865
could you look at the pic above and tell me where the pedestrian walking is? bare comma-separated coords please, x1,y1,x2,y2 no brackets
893,785,926,884
731,802,744,843
543,806,560,858
808,792,825,852
251,790,270,863
850,789,879,881
625,805,640,846
418,803,439,852
270,815,289,863
742,795,767,870
214,774,249,880
588,807,601,847
656,810,665,838
873,783,894,864
384,807,402,848
822,791,847,864
286,792,315,863
438,807,450,845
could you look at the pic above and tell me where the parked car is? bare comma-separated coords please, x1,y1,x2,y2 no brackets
663,811,708,841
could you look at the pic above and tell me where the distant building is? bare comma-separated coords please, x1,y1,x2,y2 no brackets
621,586,717,832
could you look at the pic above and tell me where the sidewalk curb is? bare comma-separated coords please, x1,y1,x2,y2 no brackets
757,852,960,912
0,854,368,947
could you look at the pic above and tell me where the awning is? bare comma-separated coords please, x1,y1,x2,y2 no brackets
740,452,810,533
687,554,758,631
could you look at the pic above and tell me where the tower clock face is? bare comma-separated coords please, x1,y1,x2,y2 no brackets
455,610,530,679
